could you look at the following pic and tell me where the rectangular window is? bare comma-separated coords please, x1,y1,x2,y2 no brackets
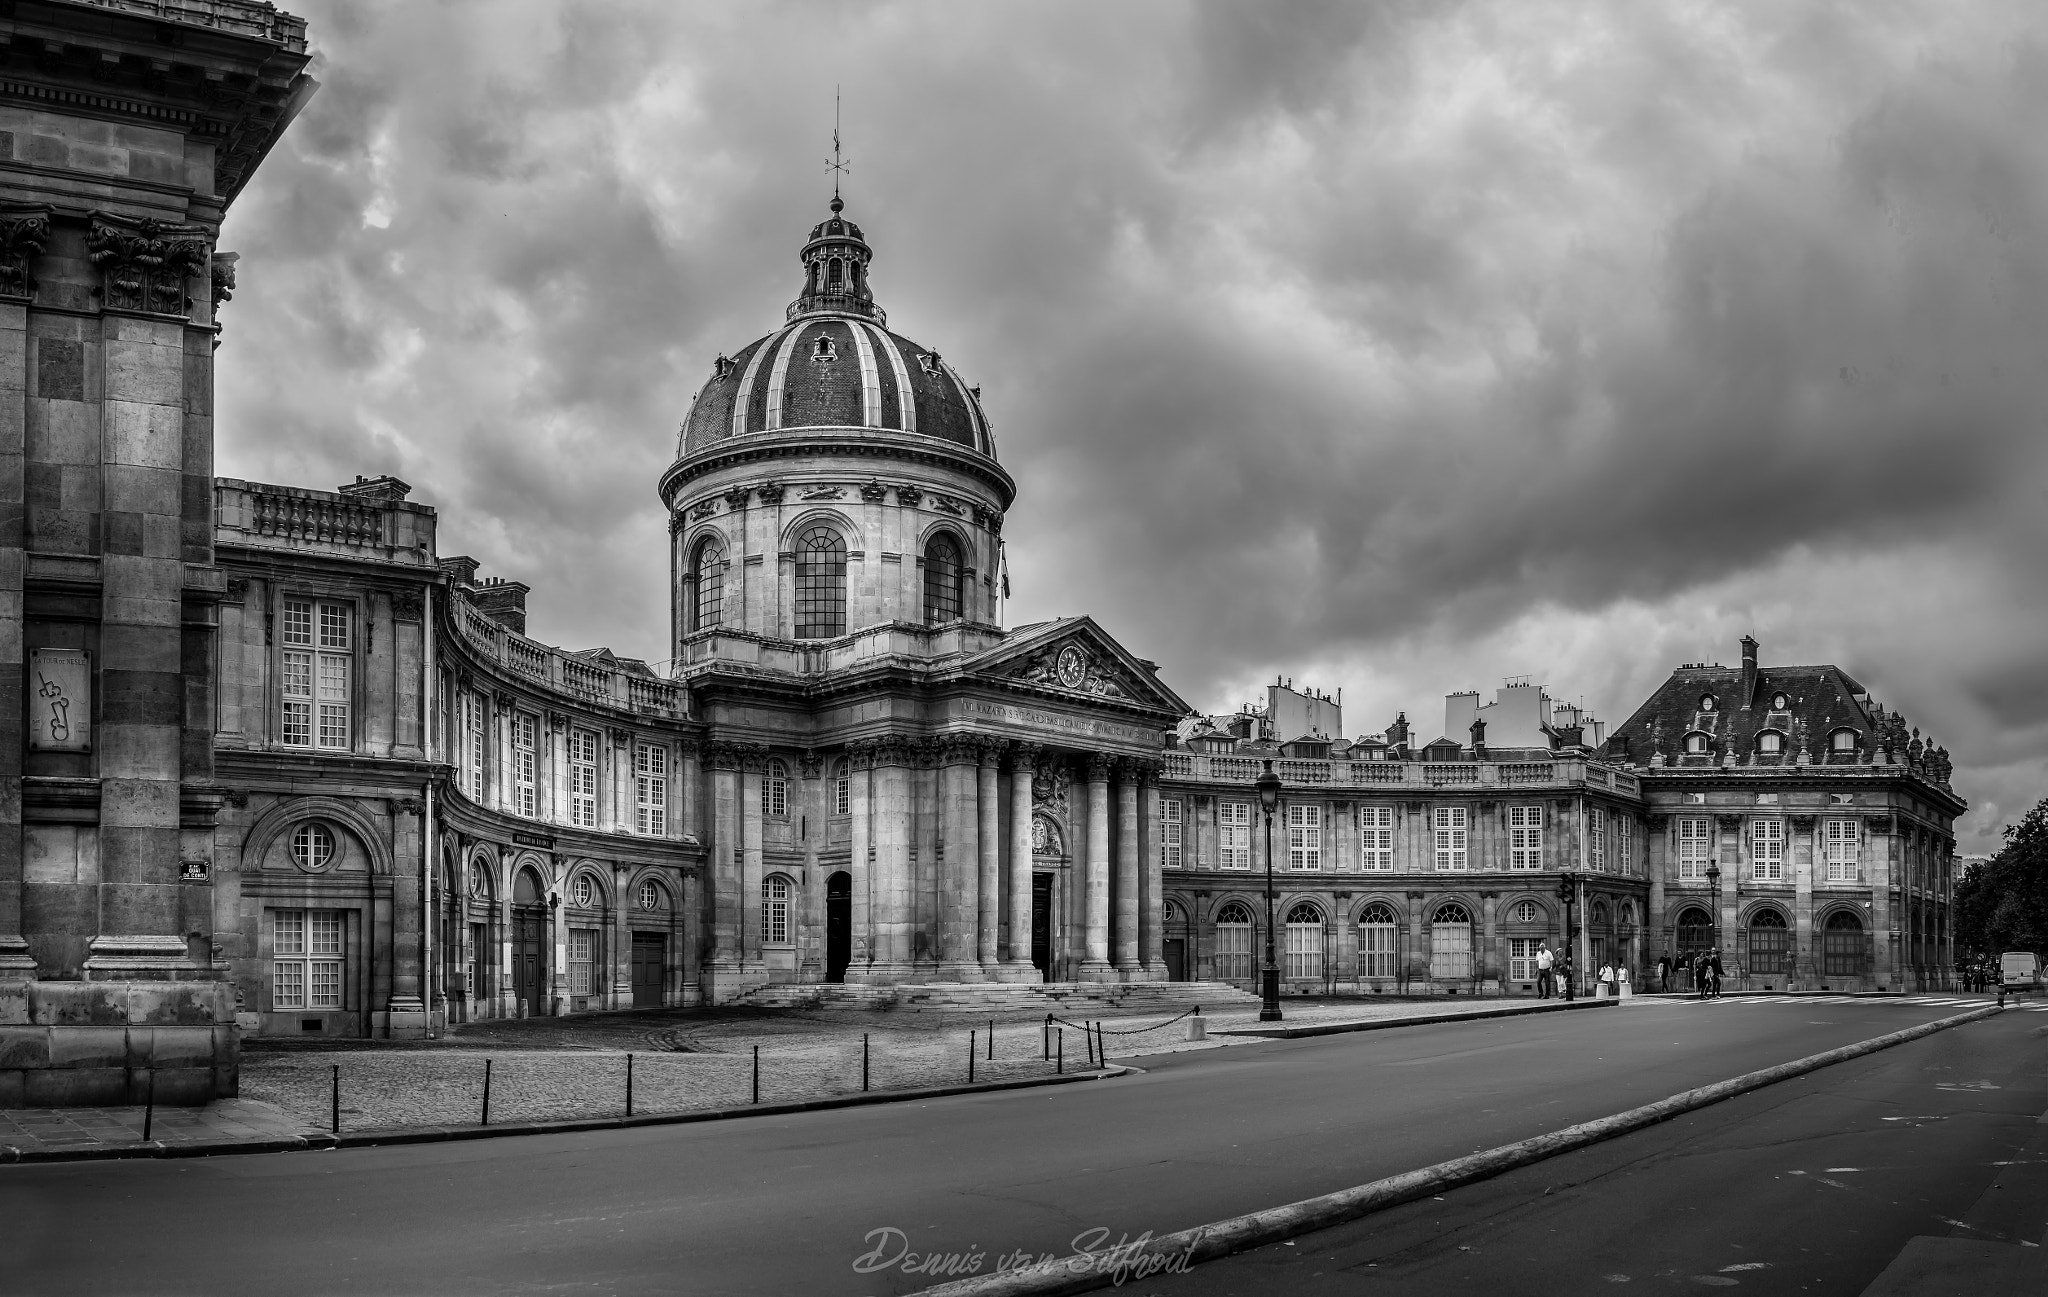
635,743,668,836
1825,819,1861,883
1617,815,1633,875
1508,805,1543,869
1678,818,1711,880
834,770,850,817
568,729,599,828
512,713,539,818
1509,937,1540,983
1286,804,1322,870
1588,808,1607,872
1285,917,1324,979
1358,806,1394,870
1161,799,1183,869
271,909,344,1010
282,599,351,750
463,691,487,801
568,928,595,996
1751,818,1785,881
1219,802,1252,870
1358,919,1397,978
1433,806,1468,871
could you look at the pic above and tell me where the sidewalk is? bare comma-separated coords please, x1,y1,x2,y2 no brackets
2,994,1586,1161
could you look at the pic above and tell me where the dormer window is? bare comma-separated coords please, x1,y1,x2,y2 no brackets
1830,728,1858,752
811,335,837,362
1770,692,1788,711
1684,732,1710,754
1699,695,1716,712
1757,731,1783,755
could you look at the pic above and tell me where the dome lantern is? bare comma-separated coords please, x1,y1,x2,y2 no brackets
788,195,883,325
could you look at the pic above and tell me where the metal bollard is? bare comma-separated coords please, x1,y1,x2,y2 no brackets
988,1019,994,1060
481,1058,493,1126
330,1064,340,1135
1057,1028,1064,1075
1044,1013,1052,1060
752,1045,760,1104
969,1030,976,1084
863,1033,870,1092
626,1052,634,1118
142,1070,155,1142
1187,1012,1207,1042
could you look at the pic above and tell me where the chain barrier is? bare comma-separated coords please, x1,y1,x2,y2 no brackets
1043,1006,1201,1036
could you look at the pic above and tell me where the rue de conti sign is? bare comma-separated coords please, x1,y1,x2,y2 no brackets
953,698,1161,748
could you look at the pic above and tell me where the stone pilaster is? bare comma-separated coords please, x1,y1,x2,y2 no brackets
1081,753,1113,980
705,743,743,993
1140,762,1164,979
848,741,875,977
740,745,766,974
868,736,914,979
1114,759,1140,977
1791,814,1816,988
1004,742,1039,979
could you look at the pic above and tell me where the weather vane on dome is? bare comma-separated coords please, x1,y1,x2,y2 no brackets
826,86,850,209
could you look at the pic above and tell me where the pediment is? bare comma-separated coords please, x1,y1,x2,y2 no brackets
958,617,1188,717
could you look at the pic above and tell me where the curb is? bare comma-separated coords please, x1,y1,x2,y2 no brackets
0,1065,1128,1166
912,1004,2005,1297
1213,996,1614,1039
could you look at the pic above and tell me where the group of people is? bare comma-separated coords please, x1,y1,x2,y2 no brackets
1658,949,1725,999
1532,946,1636,999
1958,957,2002,994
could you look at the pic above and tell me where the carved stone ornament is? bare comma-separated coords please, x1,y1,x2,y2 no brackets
1788,814,1818,832
1032,754,1070,817
799,485,843,501
223,577,250,605
222,788,250,809
974,505,1004,534
690,499,719,520
0,206,52,299
896,485,924,508
934,495,968,516
723,488,752,511
755,482,786,505
1031,814,1064,856
392,797,426,817
860,479,889,503
1009,739,1043,770
799,748,823,779
390,589,425,622
211,251,237,314
1007,639,1133,700
1716,815,1745,832
87,216,210,315
1645,814,1670,831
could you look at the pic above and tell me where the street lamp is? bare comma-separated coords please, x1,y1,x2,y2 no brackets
1555,869,1579,1000
1705,863,1722,953
1257,759,1284,1023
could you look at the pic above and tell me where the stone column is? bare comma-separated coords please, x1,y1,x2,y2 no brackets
741,746,766,974
386,800,425,1036
706,744,743,996
869,737,914,979
848,741,875,978
938,736,981,980
495,855,516,1018
1114,759,1141,977
1717,814,1742,968
1646,815,1668,963
1141,764,1165,980
1791,814,1816,988
548,858,569,1015
1479,891,1499,989
976,739,1002,973
1406,891,1427,990
798,751,824,982
679,738,703,845
1005,743,1040,979
1081,753,1114,980
612,863,633,1007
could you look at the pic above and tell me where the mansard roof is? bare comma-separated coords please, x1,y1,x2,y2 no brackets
1610,661,1875,761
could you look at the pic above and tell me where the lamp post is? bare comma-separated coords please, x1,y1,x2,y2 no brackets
1555,869,1579,1000
1705,863,1722,952
1257,760,1283,1023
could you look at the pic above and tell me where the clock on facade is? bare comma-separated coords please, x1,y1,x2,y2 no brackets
1056,644,1088,690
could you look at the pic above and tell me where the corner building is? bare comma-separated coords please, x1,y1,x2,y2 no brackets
663,197,1189,999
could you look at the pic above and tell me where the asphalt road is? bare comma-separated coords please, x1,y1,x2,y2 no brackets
0,997,2012,1296
1163,1003,2048,1296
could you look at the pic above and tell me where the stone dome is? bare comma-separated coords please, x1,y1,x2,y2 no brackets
675,199,997,461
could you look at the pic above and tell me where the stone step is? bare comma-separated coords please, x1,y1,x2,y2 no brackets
731,980,1259,1015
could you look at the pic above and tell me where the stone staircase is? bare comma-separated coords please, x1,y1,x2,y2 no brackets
731,980,1259,1016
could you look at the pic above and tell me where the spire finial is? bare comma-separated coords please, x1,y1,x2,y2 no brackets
826,85,850,209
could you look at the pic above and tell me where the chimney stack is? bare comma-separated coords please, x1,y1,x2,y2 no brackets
1740,635,1759,709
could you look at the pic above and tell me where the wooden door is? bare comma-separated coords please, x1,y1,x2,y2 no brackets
631,932,666,1008
513,911,545,1015
1031,874,1053,979
825,872,851,983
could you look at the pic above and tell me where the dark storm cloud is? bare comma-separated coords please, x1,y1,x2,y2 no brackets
214,1,2048,848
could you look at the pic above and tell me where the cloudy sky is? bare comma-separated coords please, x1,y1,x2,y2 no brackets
217,0,2048,852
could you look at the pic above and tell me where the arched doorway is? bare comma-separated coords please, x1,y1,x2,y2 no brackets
1821,910,1868,984
1162,900,1187,981
1748,909,1791,984
1431,902,1473,982
1214,901,1254,984
512,866,549,1017
1285,902,1326,984
825,871,852,983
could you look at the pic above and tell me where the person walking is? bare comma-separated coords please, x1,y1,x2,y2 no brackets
1559,952,1576,1001
1657,952,1673,994
1693,951,1711,1000
1535,943,1554,999
1706,949,1725,999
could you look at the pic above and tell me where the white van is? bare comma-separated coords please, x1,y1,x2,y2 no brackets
1996,951,2041,1006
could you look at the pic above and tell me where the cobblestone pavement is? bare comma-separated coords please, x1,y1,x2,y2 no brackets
1,997,1571,1152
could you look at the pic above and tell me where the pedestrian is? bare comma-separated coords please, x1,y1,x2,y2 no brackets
1535,943,1554,999
1657,952,1672,994
1707,949,1725,999
1559,952,1576,1001
1694,952,1710,1000
1618,964,1633,999
1598,960,1616,998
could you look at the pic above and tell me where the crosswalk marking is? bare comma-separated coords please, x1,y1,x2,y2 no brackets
1665,995,1998,1008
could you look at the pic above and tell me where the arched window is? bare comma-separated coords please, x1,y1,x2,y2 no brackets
1830,728,1858,753
1284,902,1325,979
1358,902,1397,978
762,875,792,944
1684,732,1710,754
793,526,848,639
637,880,663,912
1591,900,1610,927
513,869,544,905
923,533,964,625
1699,694,1717,712
831,758,851,816
570,873,597,908
691,536,726,631
1431,902,1472,979
291,823,335,871
1770,692,1788,710
1163,900,1183,926
1748,909,1790,976
1675,906,1713,957
469,865,493,900
763,759,789,818
827,257,844,288
1214,901,1254,982
1757,730,1783,755
1822,910,1865,977
1511,899,1541,924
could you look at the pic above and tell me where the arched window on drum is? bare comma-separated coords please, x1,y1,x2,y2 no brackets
793,526,848,639
924,533,965,626
1214,901,1254,983
690,536,726,632
1284,902,1325,980
1430,902,1473,980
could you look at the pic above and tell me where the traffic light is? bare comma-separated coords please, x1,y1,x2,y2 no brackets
1556,876,1574,904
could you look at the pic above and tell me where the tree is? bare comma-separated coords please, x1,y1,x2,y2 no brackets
1955,796,2048,959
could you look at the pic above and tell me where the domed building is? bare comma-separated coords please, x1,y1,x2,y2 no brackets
659,198,1191,1000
